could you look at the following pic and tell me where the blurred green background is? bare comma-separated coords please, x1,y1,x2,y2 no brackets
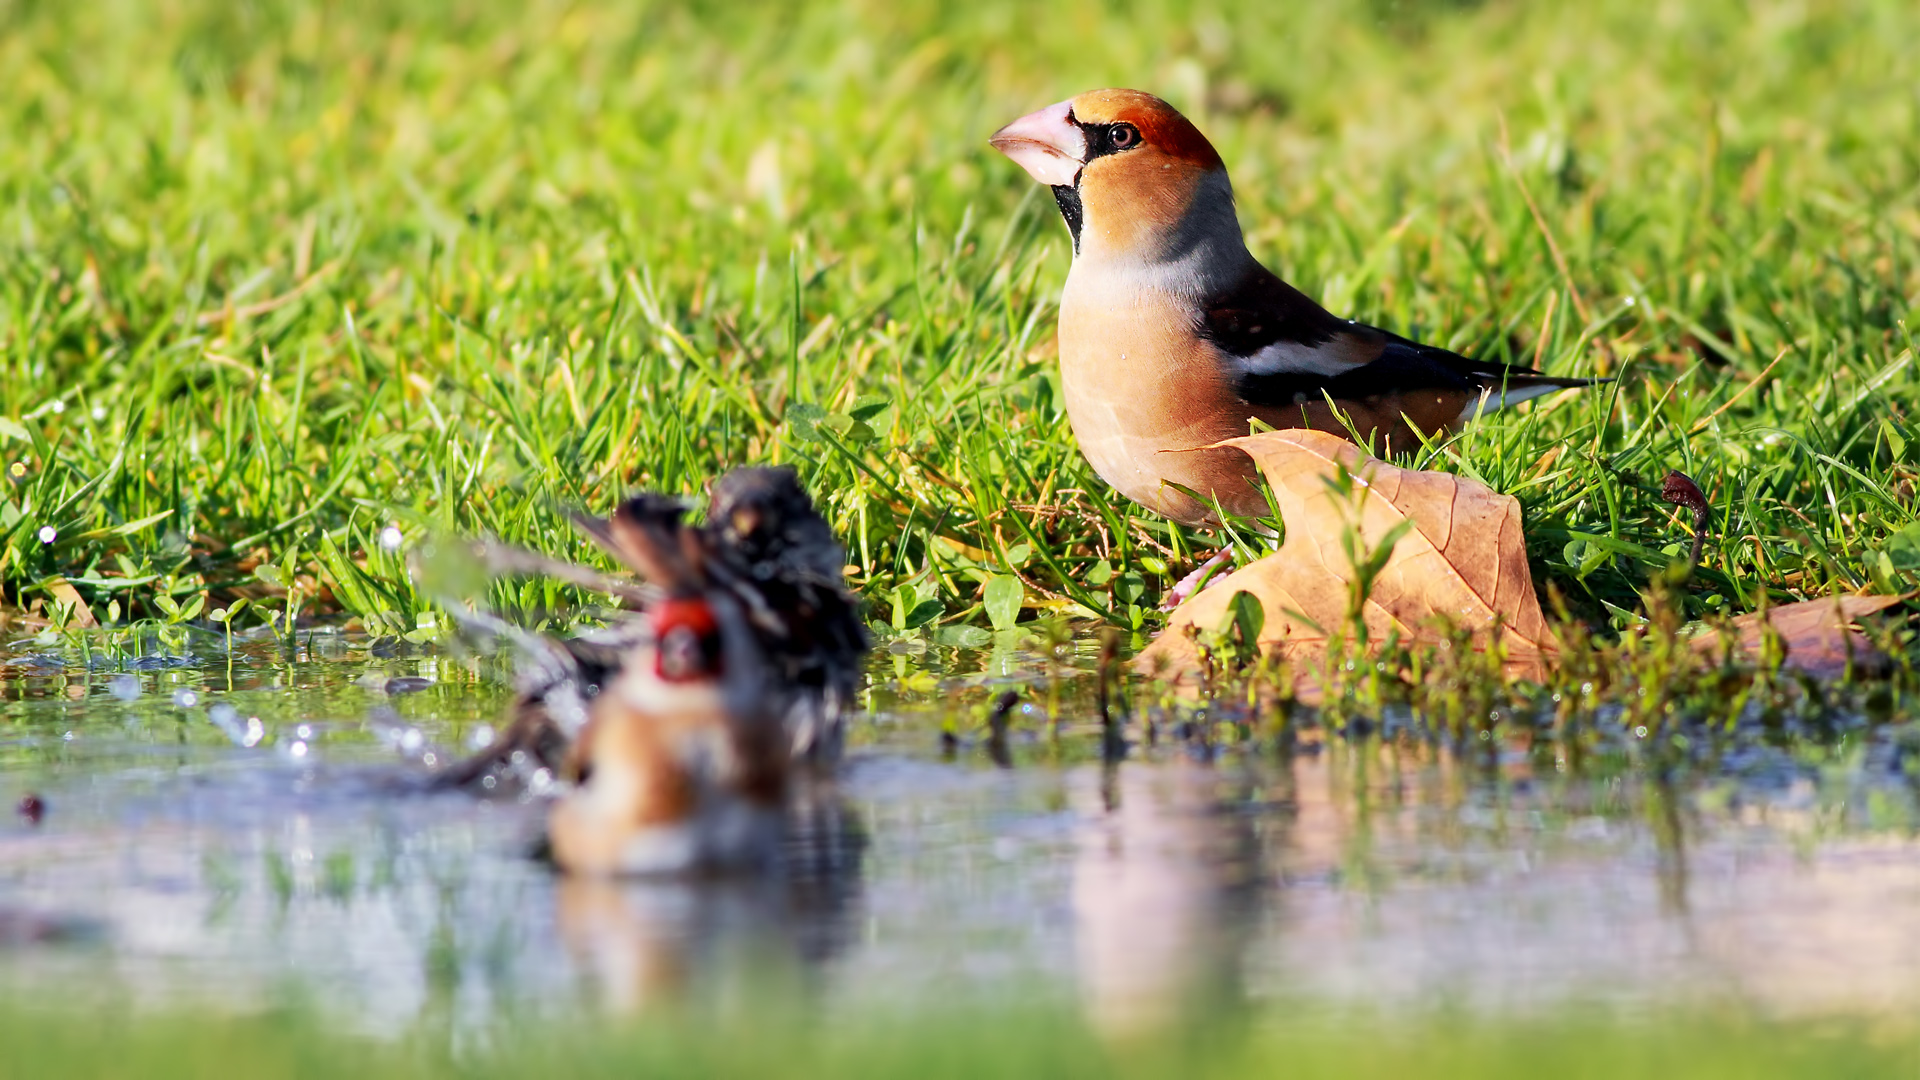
4,995,1920,1078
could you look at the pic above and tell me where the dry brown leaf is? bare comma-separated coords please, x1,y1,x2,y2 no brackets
1695,595,1906,678
1136,429,1554,683
43,578,97,629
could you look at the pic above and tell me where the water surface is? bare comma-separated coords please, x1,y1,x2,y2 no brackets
3,628,1919,1035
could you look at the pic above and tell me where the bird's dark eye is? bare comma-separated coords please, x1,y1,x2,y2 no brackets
1109,123,1140,150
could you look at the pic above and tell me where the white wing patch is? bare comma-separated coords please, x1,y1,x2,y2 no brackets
1455,381,1569,422
1232,339,1362,377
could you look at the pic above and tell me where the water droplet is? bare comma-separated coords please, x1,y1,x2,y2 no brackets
91,406,106,422
295,724,313,739
242,717,265,748
288,740,309,759
49,401,64,414
399,728,425,755
528,768,555,796
107,674,140,702
468,725,496,750
37,526,56,544
1634,725,1649,738
171,688,200,708
378,526,404,552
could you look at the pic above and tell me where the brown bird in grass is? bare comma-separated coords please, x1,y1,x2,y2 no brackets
990,89,1604,527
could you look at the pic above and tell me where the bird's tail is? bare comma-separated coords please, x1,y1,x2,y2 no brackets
1466,371,1611,413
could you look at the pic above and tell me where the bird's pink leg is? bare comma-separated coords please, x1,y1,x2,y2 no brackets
1161,549,1236,610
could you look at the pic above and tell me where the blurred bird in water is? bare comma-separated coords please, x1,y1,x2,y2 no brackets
544,493,789,875
696,466,869,765
430,467,868,874
990,88,1605,528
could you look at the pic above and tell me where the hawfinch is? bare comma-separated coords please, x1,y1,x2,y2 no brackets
544,494,792,876
991,88,1603,525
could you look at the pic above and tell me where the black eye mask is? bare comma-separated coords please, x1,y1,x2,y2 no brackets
1049,115,1146,253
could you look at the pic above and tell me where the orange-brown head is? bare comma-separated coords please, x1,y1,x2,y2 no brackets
990,89,1238,265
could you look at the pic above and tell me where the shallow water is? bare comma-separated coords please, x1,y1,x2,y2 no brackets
3,628,1920,1035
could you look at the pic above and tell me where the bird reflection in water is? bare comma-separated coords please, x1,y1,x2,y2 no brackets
1070,757,1267,1037
554,787,866,1016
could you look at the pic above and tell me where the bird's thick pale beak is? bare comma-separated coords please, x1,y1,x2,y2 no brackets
989,100,1086,187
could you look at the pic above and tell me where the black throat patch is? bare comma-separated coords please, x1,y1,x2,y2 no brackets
1051,184,1083,253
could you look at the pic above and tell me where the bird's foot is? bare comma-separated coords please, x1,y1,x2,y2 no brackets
1161,549,1237,610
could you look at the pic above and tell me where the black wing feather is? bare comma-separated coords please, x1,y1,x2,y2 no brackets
1200,264,1602,407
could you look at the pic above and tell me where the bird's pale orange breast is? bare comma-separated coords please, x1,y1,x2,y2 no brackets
1057,288,1481,523
1058,278,1274,523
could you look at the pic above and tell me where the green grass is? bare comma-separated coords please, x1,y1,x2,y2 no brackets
3,999,1917,1079
3,0,1918,649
